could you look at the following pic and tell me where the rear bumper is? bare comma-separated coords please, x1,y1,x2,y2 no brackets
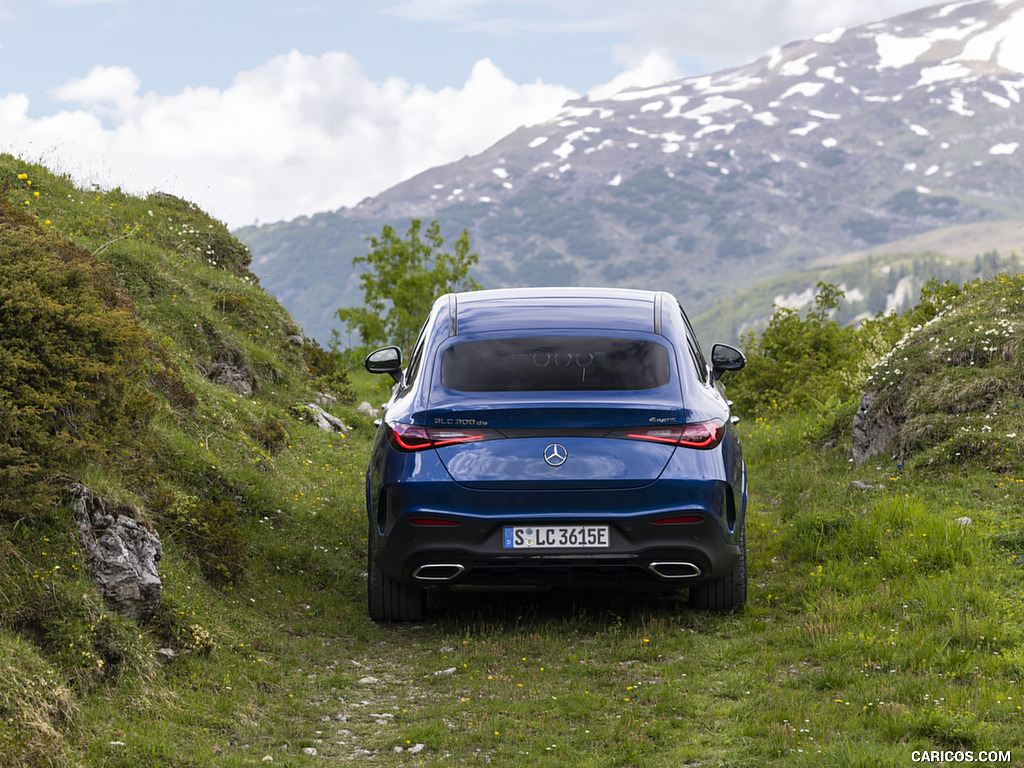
374,507,742,590
366,429,746,591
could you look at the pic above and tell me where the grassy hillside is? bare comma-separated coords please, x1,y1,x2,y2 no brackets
2,156,1023,766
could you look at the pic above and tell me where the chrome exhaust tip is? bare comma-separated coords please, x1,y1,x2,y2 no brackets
412,564,466,583
648,561,702,580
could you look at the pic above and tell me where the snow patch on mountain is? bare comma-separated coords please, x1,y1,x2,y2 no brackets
780,54,817,77
790,122,821,136
608,84,681,102
816,66,845,83
664,96,692,118
814,27,847,44
682,96,745,124
990,142,1020,154
876,34,933,68
956,7,1024,71
778,82,826,100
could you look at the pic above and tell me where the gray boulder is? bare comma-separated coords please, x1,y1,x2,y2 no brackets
356,401,380,418
851,390,899,466
70,485,163,621
205,359,255,396
315,392,338,407
304,403,350,435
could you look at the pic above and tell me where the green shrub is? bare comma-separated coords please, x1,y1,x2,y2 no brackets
152,492,247,584
0,198,156,519
301,337,356,404
248,416,288,454
862,273,1023,470
729,282,863,414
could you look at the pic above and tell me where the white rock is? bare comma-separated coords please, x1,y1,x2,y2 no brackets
356,401,380,418
305,403,349,434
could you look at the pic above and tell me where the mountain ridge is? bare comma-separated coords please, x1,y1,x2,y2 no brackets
238,0,1024,345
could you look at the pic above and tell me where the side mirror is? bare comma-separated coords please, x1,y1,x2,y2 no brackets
364,346,403,384
711,343,745,381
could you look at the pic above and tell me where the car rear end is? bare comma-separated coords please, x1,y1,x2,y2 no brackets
367,312,746,610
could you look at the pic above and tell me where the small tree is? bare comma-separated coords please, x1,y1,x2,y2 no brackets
334,219,481,353
728,282,862,414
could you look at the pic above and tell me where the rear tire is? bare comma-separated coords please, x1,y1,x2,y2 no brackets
367,527,426,622
689,525,747,611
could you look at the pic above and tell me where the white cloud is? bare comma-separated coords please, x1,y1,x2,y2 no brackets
607,0,937,74
2,53,575,227
587,51,683,100
48,64,142,116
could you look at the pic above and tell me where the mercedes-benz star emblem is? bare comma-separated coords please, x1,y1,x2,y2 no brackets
543,443,568,467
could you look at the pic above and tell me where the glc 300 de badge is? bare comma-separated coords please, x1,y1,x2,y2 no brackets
543,443,568,467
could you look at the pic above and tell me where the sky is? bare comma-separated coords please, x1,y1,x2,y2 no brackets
0,0,939,228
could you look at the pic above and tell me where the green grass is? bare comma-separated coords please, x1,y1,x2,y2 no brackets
2,155,1023,766
15,406,1021,768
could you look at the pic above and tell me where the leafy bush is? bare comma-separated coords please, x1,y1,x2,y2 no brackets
0,198,156,519
302,337,356,403
152,493,247,584
248,416,289,454
729,282,863,415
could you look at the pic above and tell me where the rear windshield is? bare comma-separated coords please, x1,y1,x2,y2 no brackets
440,337,671,392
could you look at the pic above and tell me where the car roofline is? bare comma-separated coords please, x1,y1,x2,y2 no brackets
446,287,671,338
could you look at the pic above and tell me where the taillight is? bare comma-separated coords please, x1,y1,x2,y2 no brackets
618,420,724,450
386,423,434,451
677,421,724,449
385,422,494,452
625,427,684,444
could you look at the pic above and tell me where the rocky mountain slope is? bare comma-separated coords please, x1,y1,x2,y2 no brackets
238,0,1024,345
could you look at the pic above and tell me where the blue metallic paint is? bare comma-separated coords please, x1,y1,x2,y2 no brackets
365,287,746,606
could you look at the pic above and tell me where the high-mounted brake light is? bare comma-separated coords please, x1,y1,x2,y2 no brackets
619,420,725,450
385,422,493,452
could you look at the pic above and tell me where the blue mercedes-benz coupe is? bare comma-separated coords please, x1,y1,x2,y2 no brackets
363,287,747,621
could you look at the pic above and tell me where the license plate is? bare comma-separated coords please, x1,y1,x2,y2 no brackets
503,525,610,549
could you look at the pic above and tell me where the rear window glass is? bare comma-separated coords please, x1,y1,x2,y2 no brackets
440,337,671,392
